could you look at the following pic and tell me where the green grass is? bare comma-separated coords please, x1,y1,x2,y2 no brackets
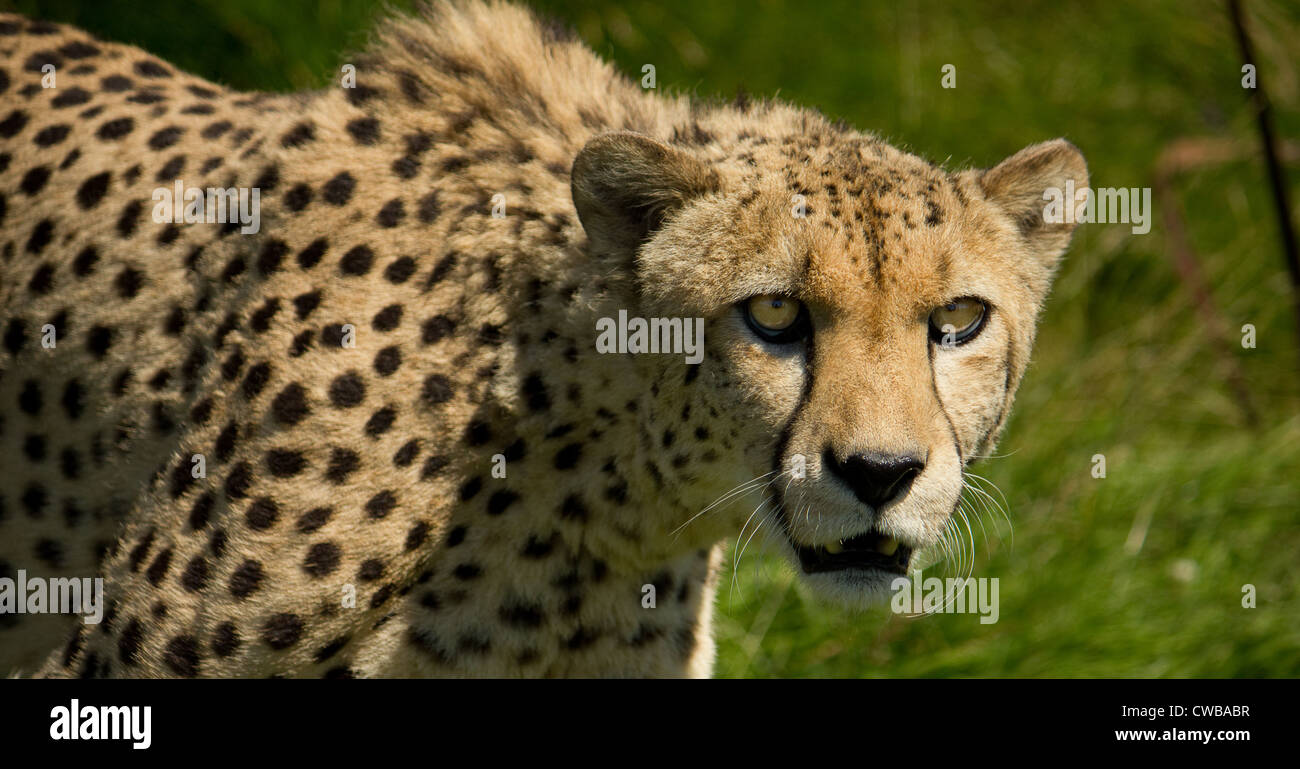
10,0,1298,677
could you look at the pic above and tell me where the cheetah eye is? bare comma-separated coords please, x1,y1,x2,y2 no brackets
928,297,988,347
743,295,810,344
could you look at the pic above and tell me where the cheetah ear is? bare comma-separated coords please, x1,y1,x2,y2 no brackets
571,131,721,255
978,139,1089,261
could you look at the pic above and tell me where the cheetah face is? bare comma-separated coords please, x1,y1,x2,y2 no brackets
574,131,1086,606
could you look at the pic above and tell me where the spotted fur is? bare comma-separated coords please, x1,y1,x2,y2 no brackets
0,1,1085,677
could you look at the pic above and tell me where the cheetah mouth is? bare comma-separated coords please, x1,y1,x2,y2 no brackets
794,532,913,575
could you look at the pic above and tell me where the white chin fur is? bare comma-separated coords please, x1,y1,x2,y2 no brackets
794,565,904,610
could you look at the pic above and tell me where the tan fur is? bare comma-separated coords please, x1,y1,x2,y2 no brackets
0,1,1084,677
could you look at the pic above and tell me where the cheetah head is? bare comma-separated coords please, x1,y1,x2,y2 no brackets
572,126,1086,607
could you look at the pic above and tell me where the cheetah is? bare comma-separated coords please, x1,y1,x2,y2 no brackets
0,1,1087,678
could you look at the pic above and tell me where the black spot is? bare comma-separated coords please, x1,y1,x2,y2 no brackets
200,120,231,140
393,439,420,467
272,383,310,425
27,262,54,292
458,477,483,500
225,462,252,499
284,183,313,211
181,555,209,592
24,52,62,74
522,374,551,412
500,602,544,629
155,154,185,181
114,267,144,298
280,121,315,148
374,346,402,376
34,538,62,567
220,348,245,382
86,325,113,358
358,559,384,581
116,199,143,237
427,252,458,286
377,198,405,227
23,434,47,462
169,458,196,498
303,542,341,577
257,240,289,274
421,374,454,405
393,155,420,178
209,529,227,558
73,245,100,275
188,493,214,531
326,448,360,484
190,398,213,425
369,584,395,609
118,619,144,665
147,125,183,150
365,407,396,437
417,191,441,222
322,172,355,205
564,493,595,522
289,293,321,323
242,361,271,399
61,379,86,419
253,163,279,193
453,563,482,581
346,116,380,145
465,421,492,446
314,637,349,663
101,75,133,91
0,110,28,138
20,166,51,195
224,256,250,281
212,622,241,657
339,245,374,275
134,59,172,78
421,315,456,344
229,559,264,598
554,443,582,470
522,533,558,558
146,547,173,585
296,506,332,533
297,238,328,269
51,87,92,108
266,449,306,478
164,635,200,677
384,256,416,283
365,490,397,519
34,124,71,146
96,116,134,140
502,438,526,462
421,455,451,480
5,319,28,355
372,304,403,331
486,490,519,516
245,497,278,530
250,298,280,332
328,372,365,407
262,613,303,650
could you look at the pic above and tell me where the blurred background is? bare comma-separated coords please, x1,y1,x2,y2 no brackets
8,0,1297,677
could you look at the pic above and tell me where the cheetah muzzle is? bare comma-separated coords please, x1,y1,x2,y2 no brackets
0,1,1086,677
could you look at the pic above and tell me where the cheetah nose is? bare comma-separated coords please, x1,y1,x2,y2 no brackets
823,449,924,510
